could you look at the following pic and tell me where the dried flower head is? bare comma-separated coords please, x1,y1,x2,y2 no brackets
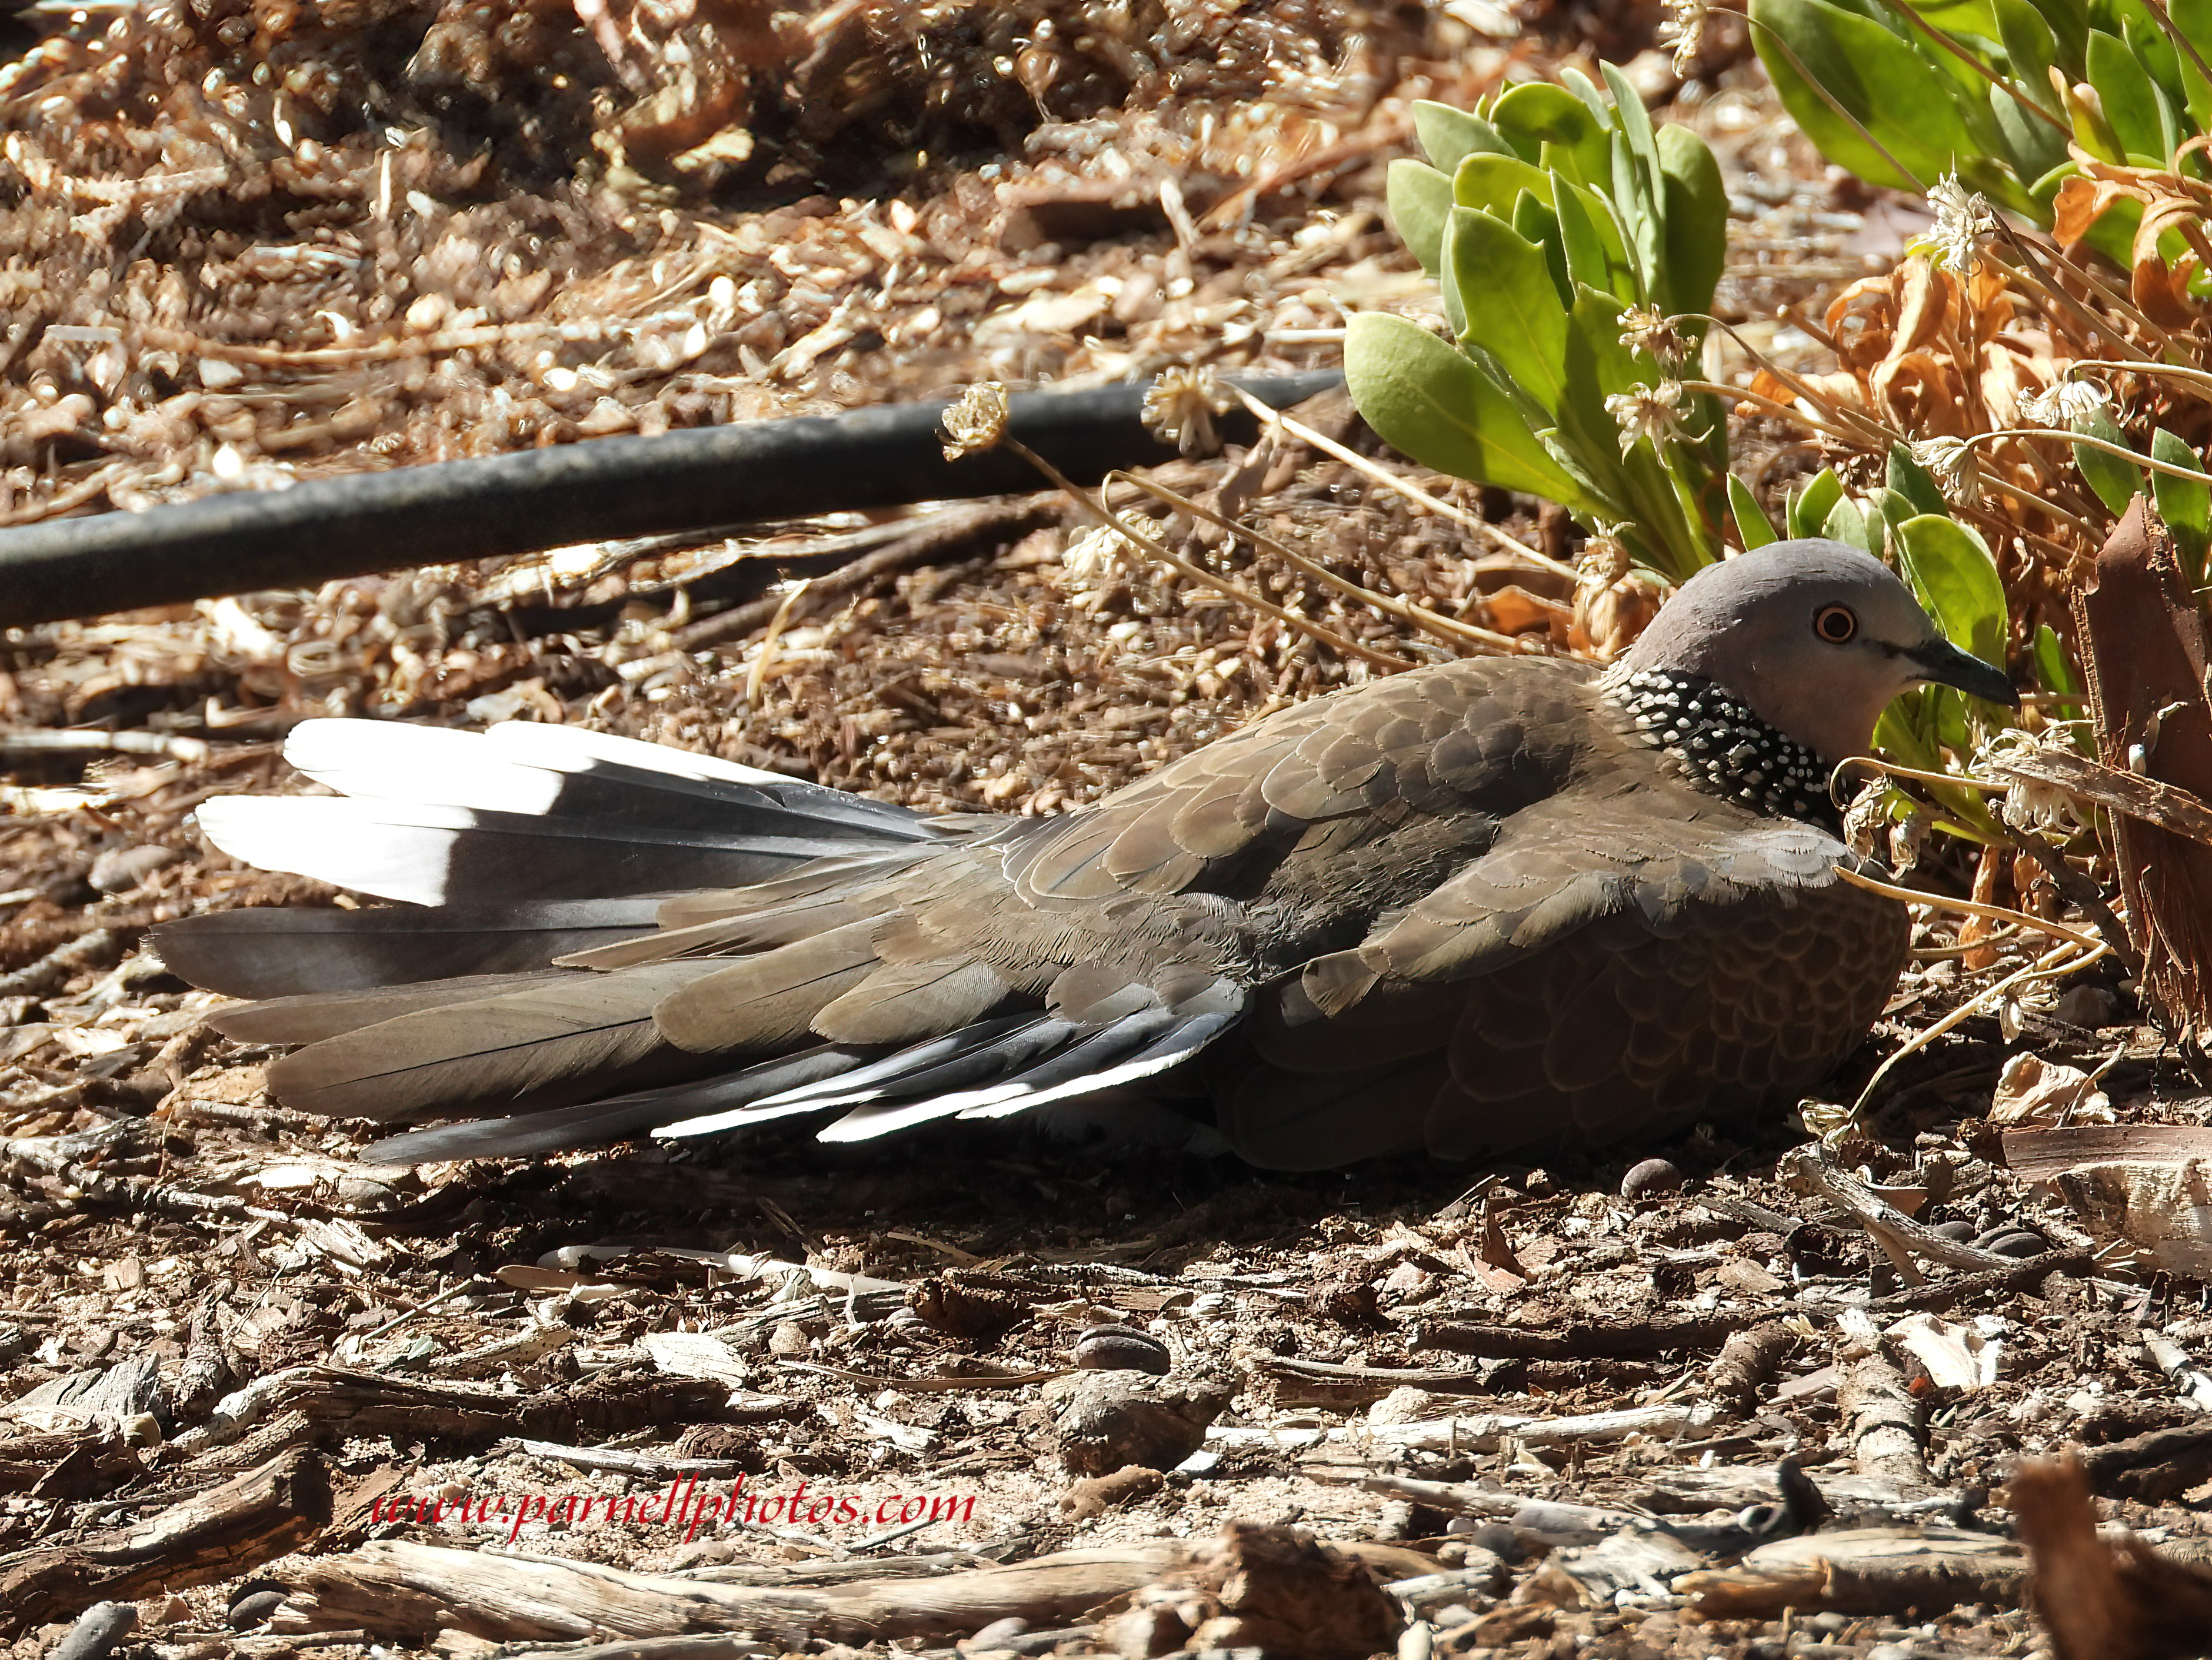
1574,527,1668,658
1657,0,1711,74
1142,365,1233,457
2019,375,2110,429
1920,174,1996,276
1841,779,1887,860
1887,804,1933,874
1908,434,1983,507
1980,730,2094,840
1577,524,1633,588
1618,305,1690,367
1606,381,1688,455
940,381,1010,461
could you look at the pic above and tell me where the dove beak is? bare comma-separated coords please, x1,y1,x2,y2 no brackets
1904,637,2020,707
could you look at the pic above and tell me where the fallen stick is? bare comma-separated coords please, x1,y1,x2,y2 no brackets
1674,1526,2026,1618
1838,1357,1933,1491
272,1536,1192,1643
174,1364,731,1459
1207,1400,1713,1456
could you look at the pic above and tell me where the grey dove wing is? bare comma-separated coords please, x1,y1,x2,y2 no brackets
1218,789,1911,1169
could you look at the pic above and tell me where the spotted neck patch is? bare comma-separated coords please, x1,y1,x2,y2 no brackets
1601,666,1836,827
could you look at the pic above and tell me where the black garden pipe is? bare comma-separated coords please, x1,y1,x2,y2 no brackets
0,369,1344,630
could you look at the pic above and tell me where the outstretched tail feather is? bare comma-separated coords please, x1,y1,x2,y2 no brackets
285,719,930,844
195,797,882,907
361,1044,868,1162
153,900,664,998
209,973,571,1044
266,960,729,1122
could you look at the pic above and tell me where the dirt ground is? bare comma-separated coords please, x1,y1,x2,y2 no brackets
2,3,2209,1658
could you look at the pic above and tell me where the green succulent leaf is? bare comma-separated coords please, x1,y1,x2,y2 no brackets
1413,100,1514,175
1553,177,1640,302
1344,312,1597,508
2074,409,2144,515
1895,513,2008,669
1455,152,1555,218
1490,81,1612,187
1387,160,1455,277
2085,26,2172,161
2019,0,2086,74
1731,475,1780,548
1444,208,1570,413
2118,5,2187,107
1654,124,1728,318
2173,0,2212,130
1788,468,1845,539
1994,0,2064,115
1601,59,1666,204
1823,494,1875,553
1989,80,2070,186
1887,443,1951,519
2151,426,2211,581
2031,621,2081,699
1748,0,1975,190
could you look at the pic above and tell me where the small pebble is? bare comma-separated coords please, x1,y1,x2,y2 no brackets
967,1618,1030,1648
1929,1219,1976,1243
1620,1157,1684,1199
1071,1323,1171,1375
1979,1226,2048,1258
227,1591,285,1631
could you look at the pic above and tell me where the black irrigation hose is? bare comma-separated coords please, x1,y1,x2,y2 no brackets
0,370,1344,631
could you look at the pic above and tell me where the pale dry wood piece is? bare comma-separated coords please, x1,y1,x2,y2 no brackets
2002,1125,2212,1277
1218,1400,1713,1456
1352,1474,1645,1533
1838,1357,1932,1491
508,1439,749,1481
422,1322,577,1379
0,1447,331,1637
1707,1323,1798,1416
508,1638,772,1660
172,1363,731,1460
1674,1526,2026,1618
272,1537,1195,1642
684,1553,988,1587
2011,1455,2212,1660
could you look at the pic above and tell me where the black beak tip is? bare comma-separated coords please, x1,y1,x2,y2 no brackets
1911,640,2019,708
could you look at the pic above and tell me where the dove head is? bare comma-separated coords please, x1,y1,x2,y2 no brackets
1618,538,2017,764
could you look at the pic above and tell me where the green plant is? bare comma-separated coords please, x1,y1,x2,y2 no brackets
1747,0,2212,271
1344,70,1730,583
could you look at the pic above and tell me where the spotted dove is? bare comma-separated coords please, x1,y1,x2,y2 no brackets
155,538,2016,1168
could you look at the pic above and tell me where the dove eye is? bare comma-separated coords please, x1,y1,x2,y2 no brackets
1813,604,1858,644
